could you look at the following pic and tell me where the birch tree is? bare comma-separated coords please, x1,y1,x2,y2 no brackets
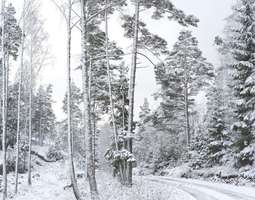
1,0,7,199
24,0,50,186
15,0,26,193
51,0,82,199
80,1,99,198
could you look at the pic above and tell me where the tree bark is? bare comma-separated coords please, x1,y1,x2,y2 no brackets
105,0,118,150
66,1,82,200
15,0,25,193
1,0,7,198
184,64,190,146
127,0,140,186
105,0,125,182
28,38,33,186
80,1,99,199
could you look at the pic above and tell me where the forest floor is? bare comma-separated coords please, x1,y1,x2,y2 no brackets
1,147,255,200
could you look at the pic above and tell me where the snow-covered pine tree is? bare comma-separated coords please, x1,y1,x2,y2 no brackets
60,82,87,168
204,82,231,166
0,4,21,147
34,85,55,146
225,0,255,167
112,62,129,131
155,30,214,146
138,98,151,127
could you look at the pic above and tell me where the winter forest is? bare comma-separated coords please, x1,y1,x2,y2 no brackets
1,0,255,199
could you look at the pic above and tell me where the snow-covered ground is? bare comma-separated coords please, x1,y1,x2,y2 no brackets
145,176,255,200
1,150,255,200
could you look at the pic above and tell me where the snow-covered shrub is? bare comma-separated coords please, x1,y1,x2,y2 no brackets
160,164,192,178
105,147,136,176
0,147,27,175
134,125,187,174
46,146,64,161
235,145,255,168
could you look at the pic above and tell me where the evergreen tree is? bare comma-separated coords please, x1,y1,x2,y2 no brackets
34,85,56,145
155,30,214,145
226,0,255,167
112,63,129,130
4,3,22,59
204,83,231,166
62,82,83,157
138,98,151,126
0,3,22,147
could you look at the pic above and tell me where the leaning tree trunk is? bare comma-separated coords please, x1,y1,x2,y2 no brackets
1,0,7,199
127,0,140,186
15,0,25,193
66,1,82,199
80,1,99,199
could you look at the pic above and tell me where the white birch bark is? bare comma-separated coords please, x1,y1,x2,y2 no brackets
66,1,82,199
15,0,26,193
1,0,7,198
80,0,99,199
104,0,126,182
28,39,33,185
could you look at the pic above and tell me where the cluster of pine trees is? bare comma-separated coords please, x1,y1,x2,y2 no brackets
3,0,255,200
135,0,255,179
49,0,198,199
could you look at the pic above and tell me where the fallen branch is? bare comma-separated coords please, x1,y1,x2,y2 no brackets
21,147,63,163
31,150,60,163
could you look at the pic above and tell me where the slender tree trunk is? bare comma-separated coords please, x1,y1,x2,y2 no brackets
89,62,95,168
120,66,126,131
92,100,96,168
80,1,99,199
15,0,25,191
127,0,140,186
1,0,7,198
39,117,42,145
28,40,33,186
66,1,82,199
104,0,125,182
105,0,118,150
184,65,190,146
5,54,9,150
15,40,23,192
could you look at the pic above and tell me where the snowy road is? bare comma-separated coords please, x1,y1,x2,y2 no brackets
145,176,255,200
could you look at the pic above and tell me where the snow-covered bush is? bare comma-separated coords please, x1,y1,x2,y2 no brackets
235,145,255,168
160,164,192,178
0,148,27,175
46,146,64,161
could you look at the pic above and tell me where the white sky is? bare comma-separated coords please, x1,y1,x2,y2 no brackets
11,0,234,121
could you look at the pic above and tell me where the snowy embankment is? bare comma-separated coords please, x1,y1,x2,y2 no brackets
3,146,255,200
9,159,177,200
1,146,175,200
9,159,255,200
145,176,255,200
156,163,255,186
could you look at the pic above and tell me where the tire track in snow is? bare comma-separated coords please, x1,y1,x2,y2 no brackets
148,179,220,200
